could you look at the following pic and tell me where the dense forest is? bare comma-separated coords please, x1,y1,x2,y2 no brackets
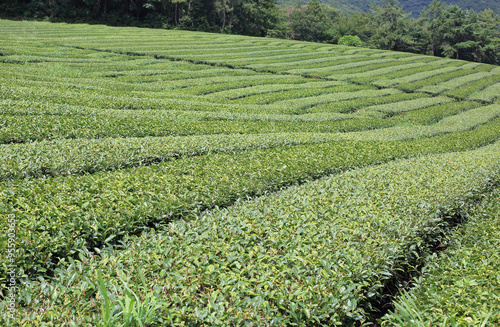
400,0,500,17
280,0,500,18
0,0,281,36
1,0,499,64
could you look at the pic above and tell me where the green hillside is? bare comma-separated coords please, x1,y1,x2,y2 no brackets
402,0,500,16
284,0,500,16
1,20,500,326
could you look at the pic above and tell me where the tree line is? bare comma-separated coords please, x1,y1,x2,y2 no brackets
290,0,500,64
1,0,499,64
0,0,281,36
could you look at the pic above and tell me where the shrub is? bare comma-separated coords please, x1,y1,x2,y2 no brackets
338,35,363,47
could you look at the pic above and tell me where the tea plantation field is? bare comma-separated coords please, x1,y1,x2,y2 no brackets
1,20,499,326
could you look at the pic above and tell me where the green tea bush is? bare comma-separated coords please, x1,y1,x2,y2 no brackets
396,69,475,92
444,74,500,100
383,189,500,326
246,52,354,70
0,132,347,181
469,82,500,102
264,89,397,113
287,58,399,76
328,58,434,81
0,140,414,281
3,116,500,299
0,112,375,144
2,20,500,326
204,81,342,101
233,84,371,107
251,54,379,72
309,92,426,114
178,75,307,95
343,105,500,141
420,72,494,95
9,141,500,326
355,96,453,116
391,101,480,125
373,66,465,88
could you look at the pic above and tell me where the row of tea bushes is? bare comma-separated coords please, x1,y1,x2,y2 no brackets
245,53,403,73
7,99,458,144
261,89,398,113
1,96,477,145
383,188,500,326
307,92,427,114
409,115,500,153
420,72,495,95
223,49,401,69
3,116,500,295
443,74,500,100
245,52,373,70
166,75,307,96
327,58,441,82
372,66,466,88
0,102,491,181
7,141,500,326
0,112,377,144
343,105,500,141
204,81,344,101
0,140,415,281
2,20,499,104
469,82,500,103
379,64,494,94
1,46,462,122
0,132,346,181
355,96,453,117
218,83,371,106
285,57,411,77
359,63,494,90
0,96,364,121
321,56,437,76
384,101,480,125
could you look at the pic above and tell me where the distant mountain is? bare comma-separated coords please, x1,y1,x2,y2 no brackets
278,0,373,14
399,0,500,16
278,0,500,17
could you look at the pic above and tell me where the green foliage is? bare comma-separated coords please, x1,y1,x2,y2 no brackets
443,73,500,99
348,104,500,141
327,11,374,43
370,0,414,51
288,0,332,42
372,64,465,88
296,0,500,19
0,0,284,37
338,35,364,47
383,188,500,326
0,140,409,280
7,141,500,325
2,20,500,326
0,133,350,181
2,0,500,64
420,71,495,94
3,113,500,295
96,269,168,327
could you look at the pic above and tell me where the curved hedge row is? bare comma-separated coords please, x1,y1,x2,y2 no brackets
3,115,500,295
0,132,346,181
0,102,487,181
383,189,500,326
7,140,500,326
1,140,412,282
